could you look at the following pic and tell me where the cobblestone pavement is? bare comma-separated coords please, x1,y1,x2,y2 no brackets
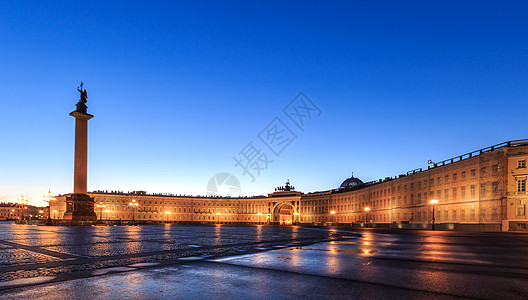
0,222,346,287
2,222,528,299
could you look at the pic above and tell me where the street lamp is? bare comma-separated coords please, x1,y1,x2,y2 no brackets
96,202,106,221
429,200,438,230
293,212,300,224
364,207,370,228
330,210,336,225
129,199,139,222
216,212,221,224
44,191,56,222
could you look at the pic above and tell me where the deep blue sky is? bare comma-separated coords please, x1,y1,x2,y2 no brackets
1,1,527,205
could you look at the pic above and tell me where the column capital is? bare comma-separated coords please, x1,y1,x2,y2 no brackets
70,111,94,120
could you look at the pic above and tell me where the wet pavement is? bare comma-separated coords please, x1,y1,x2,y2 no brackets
0,222,527,299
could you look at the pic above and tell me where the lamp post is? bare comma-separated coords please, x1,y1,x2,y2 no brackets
293,212,300,225
258,212,262,224
44,191,56,222
129,199,138,222
96,202,106,221
330,210,336,225
429,199,438,230
364,207,370,228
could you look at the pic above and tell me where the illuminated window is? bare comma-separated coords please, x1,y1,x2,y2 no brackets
518,160,526,169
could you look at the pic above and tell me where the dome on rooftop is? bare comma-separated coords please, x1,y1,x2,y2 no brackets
339,175,364,189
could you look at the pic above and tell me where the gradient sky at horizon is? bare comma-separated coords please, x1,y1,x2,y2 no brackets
1,1,527,206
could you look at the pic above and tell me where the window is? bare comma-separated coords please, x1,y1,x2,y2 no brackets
424,180,428,188
437,177,442,185
492,182,499,193
470,209,476,220
492,208,498,220
453,173,458,182
492,164,499,175
480,167,487,177
470,169,476,179
470,185,476,198
445,175,449,184
444,210,449,220
517,179,526,192
461,209,466,220
430,178,434,187
444,189,449,201
480,208,486,221
461,186,466,198
518,160,526,169
453,210,457,220
452,188,457,200
480,184,487,197
461,171,466,180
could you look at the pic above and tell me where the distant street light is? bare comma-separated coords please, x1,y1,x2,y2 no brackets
429,199,439,230
330,210,336,225
96,202,106,221
364,207,370,228
44,191,56,221
293,212,300,224
129,199,139,222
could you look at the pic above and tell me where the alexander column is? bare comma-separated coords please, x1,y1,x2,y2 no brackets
63,83,97,223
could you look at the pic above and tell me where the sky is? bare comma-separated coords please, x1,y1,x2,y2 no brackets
1,1,527,206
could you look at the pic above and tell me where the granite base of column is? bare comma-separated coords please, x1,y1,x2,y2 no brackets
63,194,97,225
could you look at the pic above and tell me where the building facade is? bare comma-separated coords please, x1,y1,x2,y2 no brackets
51,140,528,231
